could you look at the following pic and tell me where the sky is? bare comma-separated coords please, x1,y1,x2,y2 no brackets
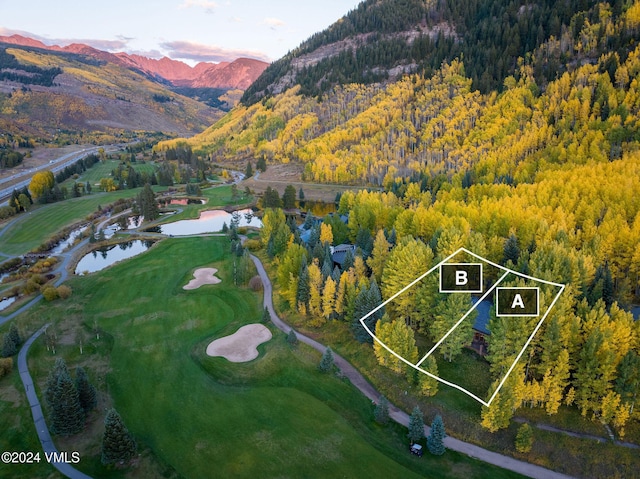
0,0,362,65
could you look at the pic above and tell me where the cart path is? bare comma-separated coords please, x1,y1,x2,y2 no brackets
249,252,575,479
18,325,93,479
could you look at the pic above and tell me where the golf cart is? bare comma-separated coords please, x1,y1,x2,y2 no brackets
410,443,423,456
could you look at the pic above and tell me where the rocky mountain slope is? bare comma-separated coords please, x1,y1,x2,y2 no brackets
0,43,220,137
0,34,268,90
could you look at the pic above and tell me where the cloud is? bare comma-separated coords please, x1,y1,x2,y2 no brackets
161,40,270,63
178,0,217,13
228,16,242,23
261,17,285,29
77,39,130,51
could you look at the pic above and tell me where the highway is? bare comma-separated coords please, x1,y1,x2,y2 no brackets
0,145,122,204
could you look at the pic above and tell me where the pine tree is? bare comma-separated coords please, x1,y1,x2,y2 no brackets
1,333,17,357
75,367,97,414
319,347,334,372
298,187,305,200
407,406,424,443
286,329,298,346
283,184,297,209
503,234,521,265
261,307,271,324
515,423,533,453
374,395,390,424
45,358,69,408
245,161,253,178
101,409,137,465
8,323,21,348
427,414,446,455
137,183,158,222
50,369,85,436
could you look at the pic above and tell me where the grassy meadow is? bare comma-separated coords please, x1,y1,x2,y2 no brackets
0,235,524,479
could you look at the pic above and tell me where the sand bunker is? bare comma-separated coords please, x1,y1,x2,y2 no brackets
183,268,221,290
206,324,272,362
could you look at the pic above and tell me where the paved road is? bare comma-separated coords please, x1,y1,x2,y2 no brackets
18,325,92,479
249,253,575,479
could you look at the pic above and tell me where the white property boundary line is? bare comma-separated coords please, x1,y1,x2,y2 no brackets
358,247,565,407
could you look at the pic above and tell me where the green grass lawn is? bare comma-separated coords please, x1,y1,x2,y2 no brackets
60,160,158,189
0,236,524,479
0,188,162,256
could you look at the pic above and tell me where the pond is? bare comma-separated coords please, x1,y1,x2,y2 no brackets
75,240,154,275
0,296,16,311
150,209,261,236
51,225,88,254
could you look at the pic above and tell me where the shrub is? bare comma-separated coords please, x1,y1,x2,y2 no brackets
0,357,13,378
42,286,59,301
248,275,263,291
243,239,262,251
57,285,72,299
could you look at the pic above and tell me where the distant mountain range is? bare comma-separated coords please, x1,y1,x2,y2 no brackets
0,34,268,90
0,34,268,139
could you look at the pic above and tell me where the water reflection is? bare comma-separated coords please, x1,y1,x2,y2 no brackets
51,225,88,254
75,240,154,275
0,296,16,311
151,209,262,236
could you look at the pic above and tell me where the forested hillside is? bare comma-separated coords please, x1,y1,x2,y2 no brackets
242,0,623,102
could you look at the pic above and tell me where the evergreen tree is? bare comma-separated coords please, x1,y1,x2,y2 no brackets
256,156,267,172
283,184,297,209
342,248,355,271
352,281,384,343
407,406,424,443
427,414,446,455
45,358,69,408
515,423,534,453
8,324,21,348
1,333,17,357
321,257,333,279
50,369,85,436
615,351,640,415
319,347,334,372
303,211,314,229
75,367,97,414
245,161,253,178
137,183,158,222
503,233,521,265
101,409,137,465
298,187,305,200
355,227,373,258
286,329,298,346
261,307,271,324
374,395,390,424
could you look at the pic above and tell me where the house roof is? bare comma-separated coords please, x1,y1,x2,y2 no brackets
471,298,492,335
